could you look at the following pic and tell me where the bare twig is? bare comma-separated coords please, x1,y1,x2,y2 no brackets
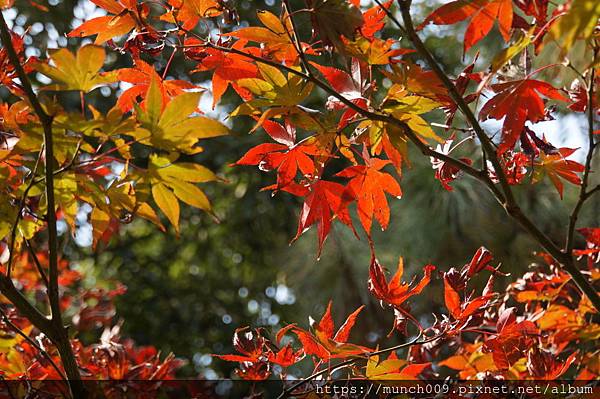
282,0,313,76
6,148,43,277
373,0,407,36
566,54,598,255
24,239,49,288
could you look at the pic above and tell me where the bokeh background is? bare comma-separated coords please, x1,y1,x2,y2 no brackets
3,0,598,378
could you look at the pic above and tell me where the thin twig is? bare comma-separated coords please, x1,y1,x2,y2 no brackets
24,239,49,288
282,0,312,76
566,50,598,255
6,148,43,277
373,0,407,36
277,330,441,399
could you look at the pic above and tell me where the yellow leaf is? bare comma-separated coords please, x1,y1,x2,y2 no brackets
395,113,443,143
158,91,200,128
34,45,116,92
491,28,534,73
236,79,274,97
136,81,229,153
390,95,441,115
157,162,217,183
545,0,600,56
90,207,111,248
257,10,287,35
135,202,164,230
439,355,468,370
167,179,212,212
258,63,288,87
237,66,313,108
144,76,164,128
366,353,422,380
152,183,180,232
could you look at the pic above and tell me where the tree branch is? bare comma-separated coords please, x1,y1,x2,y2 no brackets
0,277,54,336
0,13,86,398
24,239,49,289
566,59,597,255
397,0,514,205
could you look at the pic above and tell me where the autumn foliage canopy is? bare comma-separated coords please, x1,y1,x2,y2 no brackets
0,0,599,397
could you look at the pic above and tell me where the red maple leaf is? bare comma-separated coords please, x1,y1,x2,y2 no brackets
312,60,369,129
0,33,34,96
286,178,356,257
466,246,495,277
419,0,513,53
443,274,496,323
336,154,402,235
215,327,266,363
483,307,539,369
236,119,327,191
67,0,145,44
573,227,600,267
290,301,370,361
267,343,304,367
430,138,473,191
534,147,584,199
480,79,567,154
186,38,259,107
369,258,435,308
116,60,196,112
527,348,577,380
359,0,392,40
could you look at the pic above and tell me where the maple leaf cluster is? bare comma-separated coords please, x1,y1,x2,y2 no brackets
0,0,591,260
220,240,599,385
0,253,184,395
0,0,599,393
